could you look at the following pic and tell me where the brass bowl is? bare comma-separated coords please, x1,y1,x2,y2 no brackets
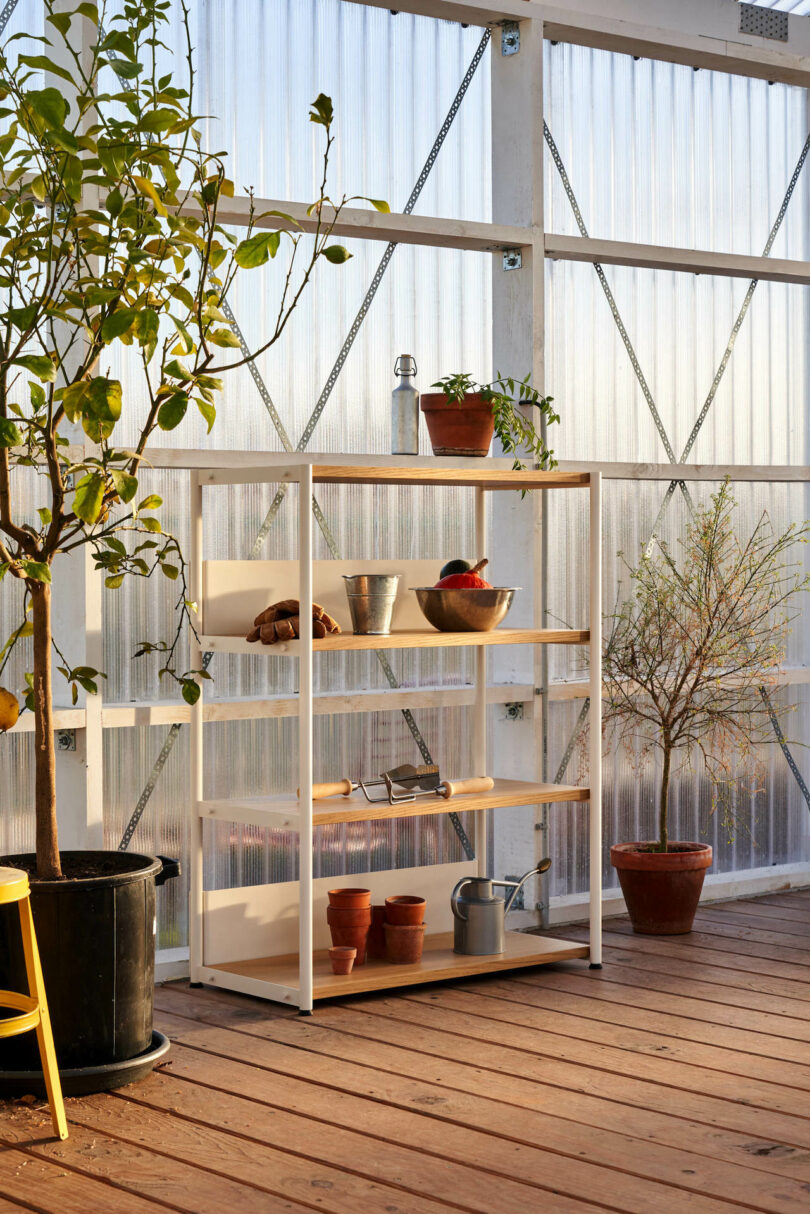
412,587,519,632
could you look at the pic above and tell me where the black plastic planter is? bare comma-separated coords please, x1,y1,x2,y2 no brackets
0,850,179,1095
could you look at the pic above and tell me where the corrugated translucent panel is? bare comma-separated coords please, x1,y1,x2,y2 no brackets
96,6,492,950
544,41,810,257
751,2,810,14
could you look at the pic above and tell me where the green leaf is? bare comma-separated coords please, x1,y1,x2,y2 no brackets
13,354,55,381
365,198,390,213
323,245,352,264
207,328,240,348
101,308,136,343
160,563,179,580
138,494,162,510
21,559,51,583
234,230,280,268
195,397,216,433
73,472,106,524
0,418,22,447
110,469,138,503
37,507,51,526
170,315,194,355
132,175,167,217
20,55,75,84
105,188,123,217
105,574,124,589
157,391,188,430
163,358,189,381
141,517,162,533
133,309,158,352
76,3,99,22
182,680,200,705
46,11,72,35
25,87,69,128
309,93,333,127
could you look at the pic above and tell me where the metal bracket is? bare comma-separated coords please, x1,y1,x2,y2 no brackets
502,248,522,271
503,702,524,721
739,3,788,42
56,729,76,752
501,21,520,56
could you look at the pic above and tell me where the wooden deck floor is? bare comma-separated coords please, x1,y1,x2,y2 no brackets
2,889,810,1212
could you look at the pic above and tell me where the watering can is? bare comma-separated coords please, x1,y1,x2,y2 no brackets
451,858,551,956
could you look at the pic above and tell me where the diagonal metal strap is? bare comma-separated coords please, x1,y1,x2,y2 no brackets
120,30,491,857
545,119,810,815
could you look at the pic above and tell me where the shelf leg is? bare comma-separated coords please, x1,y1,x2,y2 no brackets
298,465,314,1013
189,472,204,984
474,486,488,878
589,471,603,967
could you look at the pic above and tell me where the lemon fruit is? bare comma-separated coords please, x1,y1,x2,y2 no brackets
0,688,20,733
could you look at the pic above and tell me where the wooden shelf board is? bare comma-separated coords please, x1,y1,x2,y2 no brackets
198,778,590,829
201,627,589,656
310,465,590,489
207,931,591,999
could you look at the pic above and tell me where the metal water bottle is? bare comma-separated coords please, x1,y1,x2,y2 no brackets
391,355,419,455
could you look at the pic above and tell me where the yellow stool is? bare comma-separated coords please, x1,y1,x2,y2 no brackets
0,867,68,1139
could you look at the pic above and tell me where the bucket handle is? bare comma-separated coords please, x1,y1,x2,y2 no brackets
155,856,181,887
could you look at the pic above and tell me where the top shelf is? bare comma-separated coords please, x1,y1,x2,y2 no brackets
198,458,591,491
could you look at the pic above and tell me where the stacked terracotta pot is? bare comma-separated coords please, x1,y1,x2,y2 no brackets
383,895,425,964
327,888,371,973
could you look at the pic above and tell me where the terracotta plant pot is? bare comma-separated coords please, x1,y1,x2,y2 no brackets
326,904,371,965
366,905,387,960
384,922,426,965
385,895,426,926
328,946,356,975
327,887,371,909
611,842,713,935
420,392,494,457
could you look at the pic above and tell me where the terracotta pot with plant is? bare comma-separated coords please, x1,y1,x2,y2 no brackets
0,0,386,1093
604,483,809,934
421,372,559,466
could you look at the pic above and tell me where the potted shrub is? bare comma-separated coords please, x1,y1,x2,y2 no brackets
421,372,559,465
0,0,382,1092
604,483,809,934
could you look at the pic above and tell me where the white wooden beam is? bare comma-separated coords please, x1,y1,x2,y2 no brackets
546,234,810,288
180,195,529,251
557,460,810,483
337,0,542,25
543,0,810,89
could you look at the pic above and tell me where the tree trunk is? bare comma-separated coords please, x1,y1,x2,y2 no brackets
658,742,671,854
31,580,61,879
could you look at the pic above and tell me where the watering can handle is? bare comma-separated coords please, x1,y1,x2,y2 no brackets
451,878,472,921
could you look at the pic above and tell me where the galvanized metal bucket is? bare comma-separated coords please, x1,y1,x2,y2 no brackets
343,573,400,635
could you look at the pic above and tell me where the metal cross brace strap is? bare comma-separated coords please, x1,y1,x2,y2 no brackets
120,29,492,855
544,119,810,814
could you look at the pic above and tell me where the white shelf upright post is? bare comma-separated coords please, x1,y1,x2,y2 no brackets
588,470,603,967
474,485,488,877
189,472,204,983
298,464,314,1012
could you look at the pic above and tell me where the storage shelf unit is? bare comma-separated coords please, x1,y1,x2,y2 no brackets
189,456,602,1011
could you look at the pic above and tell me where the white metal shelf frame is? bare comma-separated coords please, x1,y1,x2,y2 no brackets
187,459,602,1009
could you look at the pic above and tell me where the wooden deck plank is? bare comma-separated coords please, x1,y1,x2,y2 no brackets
513,964,810,1038
3,890,810,1213
0,1102,314,1213
113,1067,608,1214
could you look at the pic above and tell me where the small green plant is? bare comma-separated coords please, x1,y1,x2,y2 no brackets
603,482,810,853
430,372,559,471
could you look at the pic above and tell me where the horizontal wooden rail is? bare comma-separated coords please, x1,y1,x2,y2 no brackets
545,234,810,287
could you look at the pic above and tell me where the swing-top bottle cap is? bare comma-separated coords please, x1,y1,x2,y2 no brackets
394,354,417,377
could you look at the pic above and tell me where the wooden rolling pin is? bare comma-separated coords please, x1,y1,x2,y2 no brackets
302,776,495,801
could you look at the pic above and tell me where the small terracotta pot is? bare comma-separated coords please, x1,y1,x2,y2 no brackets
384,922,426,965
366,905,387,960
611,842,713,935
385,895,426,926
328,946,356,975
420,392,494,457
327,887,372,909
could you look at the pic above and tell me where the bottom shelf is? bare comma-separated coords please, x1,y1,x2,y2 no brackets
206,930,591,1000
